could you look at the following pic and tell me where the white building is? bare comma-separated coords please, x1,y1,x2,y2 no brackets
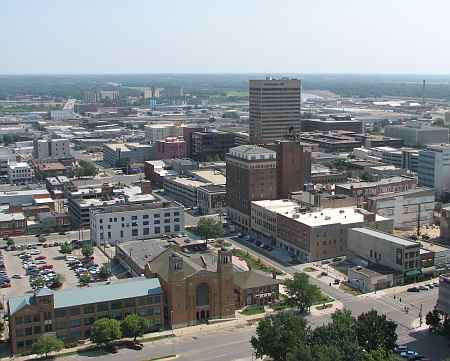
144,124,183,143
366,188,435,229
90,201,185,246
385,123,449,147
33,139,71,160
418,144,450,195
8,162,34,185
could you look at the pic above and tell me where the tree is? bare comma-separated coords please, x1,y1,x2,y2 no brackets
362,348,397,361
121,314,149,341
32,276,45,289
197,217,224,242
426,310,442,332
80,273,91,285
251,312,309,361
74,160,97,177
31,335,64,359
82,245,94,258
91,318,122,346
6,239,14,247
284,273,322,314
0,319,4,338
356,310,397,352
99,264,111,280
52,274,65,288
59,241,72,254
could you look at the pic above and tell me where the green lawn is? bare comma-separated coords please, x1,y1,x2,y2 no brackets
232,249,281,274
226,91,249,97
303,267,317,273
339,283,362,296
241,306,265,316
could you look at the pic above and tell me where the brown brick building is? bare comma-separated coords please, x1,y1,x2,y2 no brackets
226,145,278,229
8,278,163,354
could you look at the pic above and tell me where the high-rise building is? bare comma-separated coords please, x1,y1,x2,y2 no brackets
418,144,450,195
226,145,277,228
33,139,71,161
264,140,311,198
249,78,301,144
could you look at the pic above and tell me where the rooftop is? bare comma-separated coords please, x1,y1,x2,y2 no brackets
336,176,416,190
190,170,226,185
8,277,162,315
92,201,182,215
350,228,419,247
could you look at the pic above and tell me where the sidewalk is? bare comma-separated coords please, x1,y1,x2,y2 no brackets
359,277,439,299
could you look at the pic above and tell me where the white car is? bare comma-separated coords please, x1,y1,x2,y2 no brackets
29,250,40,255
35,260,46,265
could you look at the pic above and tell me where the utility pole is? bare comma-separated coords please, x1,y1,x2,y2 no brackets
419,303,423,327
417,203,421,238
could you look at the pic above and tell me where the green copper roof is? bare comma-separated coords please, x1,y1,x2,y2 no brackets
8,277,161,315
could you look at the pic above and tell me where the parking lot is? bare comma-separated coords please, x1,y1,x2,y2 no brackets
0,242,110,306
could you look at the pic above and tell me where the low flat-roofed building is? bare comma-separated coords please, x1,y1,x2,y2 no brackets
420,241,450,270
348,265,394,293
8,279,163,354
347,228,421,284
290,190,356,210
163,176,209,207
0,212,26,237
190,169,226,185
251,201,393,262
366,188,435,230
8,162,34,185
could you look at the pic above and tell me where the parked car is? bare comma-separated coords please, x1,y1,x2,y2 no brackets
407,287,419,292
35,256,47,260
394,345,408,353
418,285,428,291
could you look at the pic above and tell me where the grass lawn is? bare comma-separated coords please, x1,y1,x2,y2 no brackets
241,306,265,316
312,292,334,305
303,267,317,273
232,249,281,274
226,91,249,97
339,283,362,296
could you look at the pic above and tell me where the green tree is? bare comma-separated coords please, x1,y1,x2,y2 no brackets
91,318,122,347
82,245,94,258
75,160,97,177
99,264,111,280
0,319,4,338
356,310,397,352
426,310,442,332
197,217,224,242
59,241,72,254
6,239,14,247
251,312,309,361
80,273,91,285
362,348,397,361
121,314,149,341
284,273,322,314
32,276,46,289
31,335,64,359
53,274,65,288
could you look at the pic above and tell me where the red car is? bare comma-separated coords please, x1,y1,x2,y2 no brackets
35,256,47,260
1,283,11,288
39,264,53,270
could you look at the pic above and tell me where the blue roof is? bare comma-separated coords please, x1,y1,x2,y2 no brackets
8,277,161,315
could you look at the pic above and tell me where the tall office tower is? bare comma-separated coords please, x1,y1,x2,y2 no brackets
226,145,278,229
249,78,302,144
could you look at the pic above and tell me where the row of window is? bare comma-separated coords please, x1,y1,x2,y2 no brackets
99,212,180,224
99,218,180,230
99,225,181,240
15,324,52,337
15,312,51,325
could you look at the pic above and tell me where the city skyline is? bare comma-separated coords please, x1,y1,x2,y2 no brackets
2,0,450,74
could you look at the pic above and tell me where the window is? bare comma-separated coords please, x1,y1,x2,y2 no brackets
143,221,149,226
97,303,109,312
108,232,111,239
132,216,138,220
124,299,135,308
100,219,103,224
174,224,180,232
84,317,95,326
154,295,161,304
121,217,125,222
153,306,161,315
114,217,117,222
34,326,41,334
132,229,138,237
164,212,171,217
55,310,66,318
138,296,149,305
164,219,170,224
154,220,160,225
174,218,180,223
155,227,160,234
44,324,52,332
25,327,32,336
143,215,149,219
24,315,32,323
121,223,125,228
111,301,122,310
164,225,171,233
109,218,113,222
33,314,40,322
154,214,160,218
16,329,24,337
84,305,95,314
25,340,33,347
71,330,82,338
143,228,149,235
120,230,124,238
174,212,180,216
70,319,81,328
44,312,51,321
70,307,81,316
15,316,23,325
107,225,111,229
17,341,24,349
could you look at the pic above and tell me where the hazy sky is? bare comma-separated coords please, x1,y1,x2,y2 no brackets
1,0,449,74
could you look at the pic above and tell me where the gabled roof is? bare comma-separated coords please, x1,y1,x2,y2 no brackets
234,270,281,289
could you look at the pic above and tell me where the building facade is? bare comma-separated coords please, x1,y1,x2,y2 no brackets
385,124,449,147
90,201,185,246
8,278,163,354
145,124,183,143
366,188,435,229
33,139,71,161
154,137,187,160
418,144,450,196
8,162,34,185
249,79,301,144
103,143,153,167
197,185,227,215
226,145,278,229
191,130,236,161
